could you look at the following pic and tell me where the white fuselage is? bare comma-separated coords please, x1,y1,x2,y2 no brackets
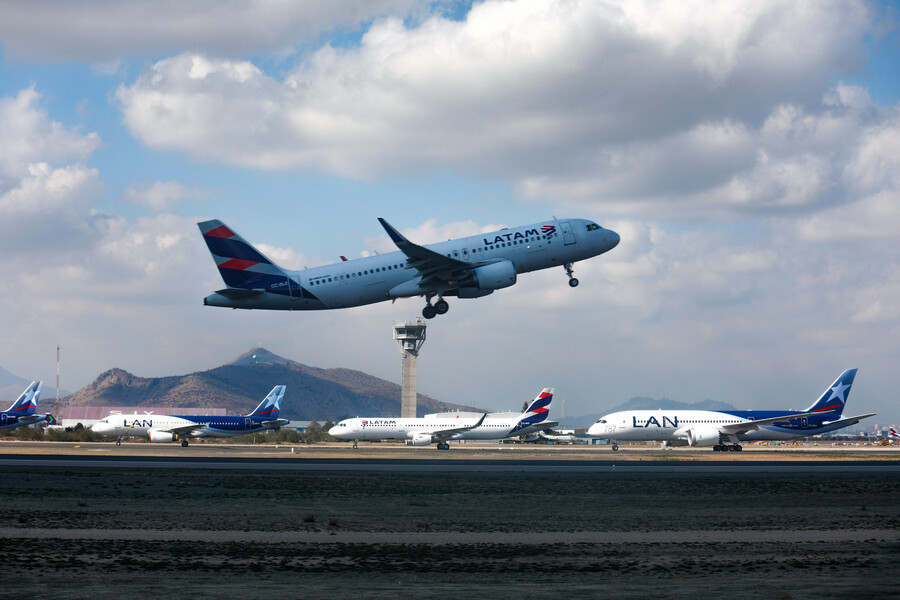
588,410,839,443
92,415,260,439
330,414,529,442
205,218,619,310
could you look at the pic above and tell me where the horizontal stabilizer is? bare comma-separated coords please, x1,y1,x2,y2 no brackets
822,413,876,427
215,288,266,299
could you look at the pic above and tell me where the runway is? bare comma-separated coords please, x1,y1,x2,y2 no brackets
3,450,900,476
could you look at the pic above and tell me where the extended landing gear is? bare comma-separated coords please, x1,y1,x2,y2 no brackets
611,443,619,452
353,440,358,449
115,439,122,446
436,442,451,450
422,295,450,319
181,439,189,447
564,263,579,287
713,444,742,452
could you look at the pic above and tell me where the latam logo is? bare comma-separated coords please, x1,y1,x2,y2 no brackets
482,227,544,246
361,419,397,427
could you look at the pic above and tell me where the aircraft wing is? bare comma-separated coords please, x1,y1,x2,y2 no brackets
163,423,209,435
431,413,487,442
378,218,472,286
720,411,821,435
262,418,290,429
821,413,876,427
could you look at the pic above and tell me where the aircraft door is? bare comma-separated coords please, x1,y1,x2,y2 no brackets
560,221,576,245
1,414,7,426
245,417,251,430
461,248,470,261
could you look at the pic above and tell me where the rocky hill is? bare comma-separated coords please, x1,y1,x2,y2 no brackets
57,347,482,421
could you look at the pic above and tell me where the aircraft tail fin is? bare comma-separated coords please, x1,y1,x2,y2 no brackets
247,385,286,418
890,427,898,439
517,388,554,427
198,220,289,290
6,381,41,414
803,369,857,416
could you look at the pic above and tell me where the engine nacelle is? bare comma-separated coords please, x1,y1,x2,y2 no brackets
682,426,720,447
464,260,517,291
148,430,175,443
406,432,433,446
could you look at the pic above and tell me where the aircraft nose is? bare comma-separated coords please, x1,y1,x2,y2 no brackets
606,229,620,250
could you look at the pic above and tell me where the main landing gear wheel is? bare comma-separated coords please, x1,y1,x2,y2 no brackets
434,299,449,315
422,305,437,319
181,440,189,447
436,442,450,450
115,439,121,446
611,444,619,451
564,263,579,287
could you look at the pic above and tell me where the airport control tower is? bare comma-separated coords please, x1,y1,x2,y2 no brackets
393,318,427,418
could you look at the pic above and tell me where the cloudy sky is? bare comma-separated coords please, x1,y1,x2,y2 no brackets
0,0,897,424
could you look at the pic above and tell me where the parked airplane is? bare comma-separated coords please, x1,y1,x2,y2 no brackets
891,427,899,441
91,385,288,446
0,381,50,431
587,369,874,451
198,217,619,319
329,388,555,449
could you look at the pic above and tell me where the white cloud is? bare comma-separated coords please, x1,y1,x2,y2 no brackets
115,0,874,194
0,87,100,187
124,181,211,211
0,0,423,62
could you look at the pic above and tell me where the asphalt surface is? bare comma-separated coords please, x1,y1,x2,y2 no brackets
3,452,899,476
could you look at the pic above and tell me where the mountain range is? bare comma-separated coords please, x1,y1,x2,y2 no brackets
44,348,482,421
3,347,739,425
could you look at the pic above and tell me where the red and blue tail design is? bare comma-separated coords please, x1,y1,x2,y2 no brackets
803,369,857,416
513,388,554,431
198,220,301,296
890,427,898,439
6,381,41,414
247,385,286,419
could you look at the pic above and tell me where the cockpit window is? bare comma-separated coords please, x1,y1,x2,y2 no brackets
586,223,601,231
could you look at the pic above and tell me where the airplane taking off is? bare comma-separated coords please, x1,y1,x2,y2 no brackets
329,388,555,449
91,386,288,446
587,369,875,451
198,217,619,319
0,381,50,431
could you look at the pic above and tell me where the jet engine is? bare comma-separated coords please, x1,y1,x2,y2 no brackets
148,430,175,443
462,260,516,291
406,433,433,446
683,426,720,447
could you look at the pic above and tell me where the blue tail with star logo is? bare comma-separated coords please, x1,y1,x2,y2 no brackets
803,369,857,416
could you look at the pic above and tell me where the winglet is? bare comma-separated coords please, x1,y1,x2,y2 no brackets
378,218,408,246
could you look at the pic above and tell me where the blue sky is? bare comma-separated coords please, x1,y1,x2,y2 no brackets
0,0,897,426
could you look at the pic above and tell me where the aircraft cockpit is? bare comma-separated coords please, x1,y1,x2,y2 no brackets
586,223,602,231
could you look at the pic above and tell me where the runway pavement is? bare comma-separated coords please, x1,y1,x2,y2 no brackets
1,441,899,476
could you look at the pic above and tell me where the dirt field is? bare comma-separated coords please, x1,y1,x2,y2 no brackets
1,459,898,599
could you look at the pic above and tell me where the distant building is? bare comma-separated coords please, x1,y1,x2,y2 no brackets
53,406,227,429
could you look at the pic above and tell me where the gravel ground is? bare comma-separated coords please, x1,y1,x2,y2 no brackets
1,466,897,599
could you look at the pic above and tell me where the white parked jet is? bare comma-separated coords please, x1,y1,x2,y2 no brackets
329,388,555,450
198,217,619,319
91,386,288,446
587,369,874,451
